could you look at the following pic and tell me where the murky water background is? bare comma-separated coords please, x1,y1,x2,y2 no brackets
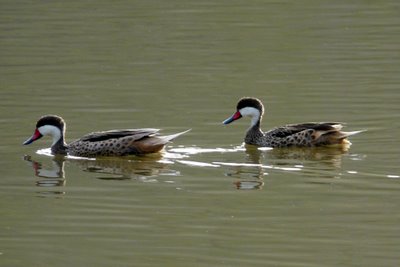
1,1,400,266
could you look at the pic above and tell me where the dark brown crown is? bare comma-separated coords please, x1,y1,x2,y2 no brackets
236,97,264,114
36,115,65,130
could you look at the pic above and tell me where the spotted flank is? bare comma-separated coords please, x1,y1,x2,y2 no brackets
223,97,362,148
23,115,190,157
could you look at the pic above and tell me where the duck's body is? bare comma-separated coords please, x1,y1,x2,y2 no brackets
23,115,189,157
223,97,361,148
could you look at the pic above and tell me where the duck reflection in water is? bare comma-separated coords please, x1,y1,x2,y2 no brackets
247,143,349,168
222,146,266,190
24,155,66,196
227,143,350,189
75,154,180,181
23,153,181,190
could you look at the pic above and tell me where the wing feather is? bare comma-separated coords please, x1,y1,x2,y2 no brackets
268,122,343,138
80,128,160,142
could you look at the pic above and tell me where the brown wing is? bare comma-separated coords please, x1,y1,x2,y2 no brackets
122,129,191,154
267,122,343,138
80,128,160,142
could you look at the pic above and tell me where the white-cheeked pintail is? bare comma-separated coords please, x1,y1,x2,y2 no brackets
23,115,190,157
223,97,362,148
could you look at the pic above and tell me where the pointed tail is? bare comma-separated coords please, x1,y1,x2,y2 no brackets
159,129,191,142
340,130,365,138
314,129,364,146
129,129,191,154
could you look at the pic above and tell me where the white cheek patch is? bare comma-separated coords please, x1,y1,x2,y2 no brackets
38,125,61,146
38,125,60,136
239,107,261,127
239,107,260,118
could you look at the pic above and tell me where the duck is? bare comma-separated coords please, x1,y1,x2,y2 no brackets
23,115,190,157
223,97,362,148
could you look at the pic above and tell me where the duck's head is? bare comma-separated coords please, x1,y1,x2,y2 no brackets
23,115,66,146
223,97,264,126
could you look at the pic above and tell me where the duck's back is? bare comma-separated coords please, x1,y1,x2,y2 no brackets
68,128,161,157
248,122,358,147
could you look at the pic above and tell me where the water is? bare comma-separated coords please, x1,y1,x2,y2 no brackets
1,1,400,266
